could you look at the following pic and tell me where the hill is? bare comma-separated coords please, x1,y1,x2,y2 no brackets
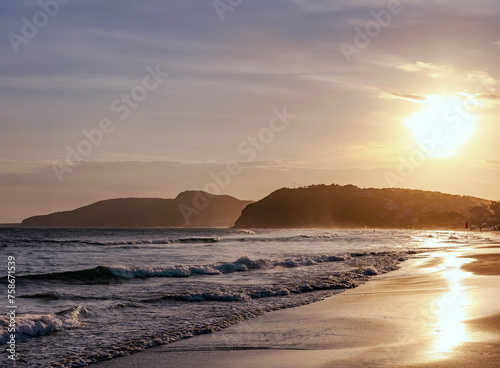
234,184,494,229
22,191,253,228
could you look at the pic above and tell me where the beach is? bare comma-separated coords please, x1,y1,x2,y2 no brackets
93,243,500,368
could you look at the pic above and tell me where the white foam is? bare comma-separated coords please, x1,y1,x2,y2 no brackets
182,292,251,302
234,229,256,235
104,254,352,280
108,265,192,278
0,306,83,344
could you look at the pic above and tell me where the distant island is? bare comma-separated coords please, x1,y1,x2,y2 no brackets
234,184,499,229
22,191,253,228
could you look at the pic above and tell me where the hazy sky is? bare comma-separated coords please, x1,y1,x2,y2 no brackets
1,0,500,222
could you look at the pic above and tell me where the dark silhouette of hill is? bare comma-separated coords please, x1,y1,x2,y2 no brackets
22,191,253,228
234,184,492,229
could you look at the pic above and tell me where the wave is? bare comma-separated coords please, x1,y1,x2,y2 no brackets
10,250,412,286
9,266,119,284
148,283,344,303
2,237,221,246
225,234,343,243
296,234,339,239
81,237,221,246
19,292,113,301
177,237,221,243
0,306,84,344
104,254,350,279
143,264,383,304
3,233,377,248
233,229,256,235
10,254,349,284
19,292,61,300
4,233,354,246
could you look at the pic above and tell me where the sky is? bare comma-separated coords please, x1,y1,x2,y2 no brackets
1,0,500,223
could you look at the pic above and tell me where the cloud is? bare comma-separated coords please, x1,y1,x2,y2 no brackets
398,62,453,79
379,92,427,102
399,61,437,72
379,90,500,110
466,70,498,90
476,92,500,101
394,61,456,80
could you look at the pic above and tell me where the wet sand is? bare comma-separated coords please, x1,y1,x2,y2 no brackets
461,252,500,276
93,245,500,368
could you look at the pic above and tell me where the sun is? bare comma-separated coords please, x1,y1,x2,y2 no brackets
404,95,477,158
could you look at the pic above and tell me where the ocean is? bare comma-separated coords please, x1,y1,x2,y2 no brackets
1,228,497,367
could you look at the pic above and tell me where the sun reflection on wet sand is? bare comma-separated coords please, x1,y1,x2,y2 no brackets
431,251,471,354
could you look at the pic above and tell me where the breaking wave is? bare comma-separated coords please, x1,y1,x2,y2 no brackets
10,254,352,284
8,251,410,288
0,306,85,344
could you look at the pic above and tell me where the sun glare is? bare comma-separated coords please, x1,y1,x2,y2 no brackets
432,251,470,354
404,95,477,158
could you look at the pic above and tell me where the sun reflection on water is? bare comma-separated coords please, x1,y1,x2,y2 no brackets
431,252,470,354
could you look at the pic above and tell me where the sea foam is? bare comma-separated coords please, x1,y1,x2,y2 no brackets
0,306,84,344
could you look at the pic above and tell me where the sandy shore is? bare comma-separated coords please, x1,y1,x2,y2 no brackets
93,244,500,368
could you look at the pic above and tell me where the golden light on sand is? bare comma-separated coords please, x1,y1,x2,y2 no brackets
433,279,467,352
432,252,470,353
404,95,476,158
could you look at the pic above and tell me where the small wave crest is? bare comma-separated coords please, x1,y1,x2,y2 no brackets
233,229,256,235
81,236,221,246
229,234,342,243
7,237,221,246
0,306,85,344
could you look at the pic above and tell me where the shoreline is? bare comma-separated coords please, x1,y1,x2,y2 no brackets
92,243,500,368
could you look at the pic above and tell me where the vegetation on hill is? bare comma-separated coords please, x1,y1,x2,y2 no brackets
234,184,495,229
